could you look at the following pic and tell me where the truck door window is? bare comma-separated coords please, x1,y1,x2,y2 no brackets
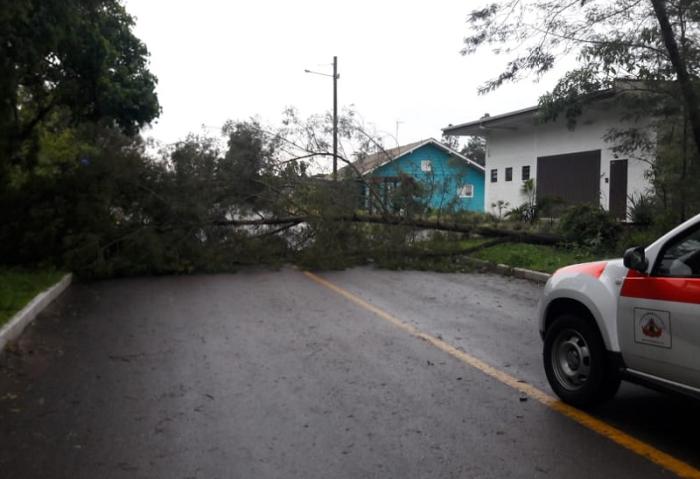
655,227,700,278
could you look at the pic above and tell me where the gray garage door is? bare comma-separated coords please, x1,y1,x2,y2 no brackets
536,150,601,207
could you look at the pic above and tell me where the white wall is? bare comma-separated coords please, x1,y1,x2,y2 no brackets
484,107,653,219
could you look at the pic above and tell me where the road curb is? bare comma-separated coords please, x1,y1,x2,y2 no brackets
461,257,552,283
510,266,552,283
0,273,73,353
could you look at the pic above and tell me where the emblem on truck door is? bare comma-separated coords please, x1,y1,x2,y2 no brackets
642,317,663,338
634,309,672,348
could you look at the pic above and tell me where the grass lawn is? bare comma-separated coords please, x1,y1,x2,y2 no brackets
472,243,602,274
0,269,65,327
409,237,604,274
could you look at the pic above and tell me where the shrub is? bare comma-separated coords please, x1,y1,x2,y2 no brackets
505,203,536,223
558,204,621,250
628,193,655,226
451,210,490,227
616,228,658,253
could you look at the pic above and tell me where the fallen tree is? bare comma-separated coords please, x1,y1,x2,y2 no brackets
214,213,562,246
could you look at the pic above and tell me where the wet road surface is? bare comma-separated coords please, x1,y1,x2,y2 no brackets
1,268,698,478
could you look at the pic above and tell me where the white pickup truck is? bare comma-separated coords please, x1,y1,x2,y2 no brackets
538,213,700,407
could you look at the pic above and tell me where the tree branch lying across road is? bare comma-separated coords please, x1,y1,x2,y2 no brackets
213,214,562,246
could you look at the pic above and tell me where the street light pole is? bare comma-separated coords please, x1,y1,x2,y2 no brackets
332,56,338,182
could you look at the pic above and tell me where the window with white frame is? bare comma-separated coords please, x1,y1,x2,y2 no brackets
420,160,432,172
458,184,474,198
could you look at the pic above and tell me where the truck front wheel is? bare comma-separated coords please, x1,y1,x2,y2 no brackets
543,313,620,407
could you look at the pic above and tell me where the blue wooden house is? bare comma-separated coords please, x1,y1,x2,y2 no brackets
343,138,485,213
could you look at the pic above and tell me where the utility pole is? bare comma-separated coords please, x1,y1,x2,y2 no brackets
332,56,338,181
304,57,340,181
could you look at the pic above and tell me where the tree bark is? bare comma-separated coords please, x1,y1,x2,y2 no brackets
650,0,700,155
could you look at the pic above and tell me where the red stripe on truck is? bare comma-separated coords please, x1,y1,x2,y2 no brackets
556,261,608,279
621,269,700,305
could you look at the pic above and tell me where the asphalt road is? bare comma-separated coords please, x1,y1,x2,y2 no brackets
1,267,698,478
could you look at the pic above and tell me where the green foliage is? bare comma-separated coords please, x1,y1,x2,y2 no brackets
628,193,655,226
505,179,536,223
0,269,64,326
0,0,159,179
558,204,621,250
0,122,295,277
505,204,533,223
220,120,279,206
538,69,607,128
450,210,492,227
292,180,372,270
439,133,460,151
441,135,486,167
295,221,368,270
472,243,600,274
390,175,427,216
460,136,486,166
504,180,567,226
616,227,659,254
0,1,161,275
491,200,510,221
462,0,699,96
375,254,477,273
653,117,700,221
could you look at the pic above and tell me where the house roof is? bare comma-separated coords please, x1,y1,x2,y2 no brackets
442,88,617,137
341,138,485,177
442,107,539,136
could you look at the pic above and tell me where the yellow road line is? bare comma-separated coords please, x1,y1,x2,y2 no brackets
303,271,700,479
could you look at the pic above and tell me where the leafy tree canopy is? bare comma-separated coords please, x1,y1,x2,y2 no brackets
462,0,699,129
461,136,486,166
0,0,160,175
463,0,698,91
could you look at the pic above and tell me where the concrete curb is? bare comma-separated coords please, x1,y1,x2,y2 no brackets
510,266,552,283
461,257,552,284
0,273,73,353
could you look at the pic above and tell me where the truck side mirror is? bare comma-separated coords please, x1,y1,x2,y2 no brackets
623,246,648,273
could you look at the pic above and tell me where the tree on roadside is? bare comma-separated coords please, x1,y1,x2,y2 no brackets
0,0,160,183
0,0,165,273
54,123,287,276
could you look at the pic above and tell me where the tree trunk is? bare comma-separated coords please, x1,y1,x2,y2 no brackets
214,214,563,245
650,0,700,155
681,110,689,222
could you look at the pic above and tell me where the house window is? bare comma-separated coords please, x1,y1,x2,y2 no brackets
458,184,474,198
490,169,498,182
522,165,531,181
420,160,432,172
505,167,513,182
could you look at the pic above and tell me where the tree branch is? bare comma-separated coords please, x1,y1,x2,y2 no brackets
212,214,562,245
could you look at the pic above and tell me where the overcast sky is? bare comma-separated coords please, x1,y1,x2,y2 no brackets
124,0,571,154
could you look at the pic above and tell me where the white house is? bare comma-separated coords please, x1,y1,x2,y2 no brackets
442,91,653,219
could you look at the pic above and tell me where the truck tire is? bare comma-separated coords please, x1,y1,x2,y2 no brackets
543,313,620,408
